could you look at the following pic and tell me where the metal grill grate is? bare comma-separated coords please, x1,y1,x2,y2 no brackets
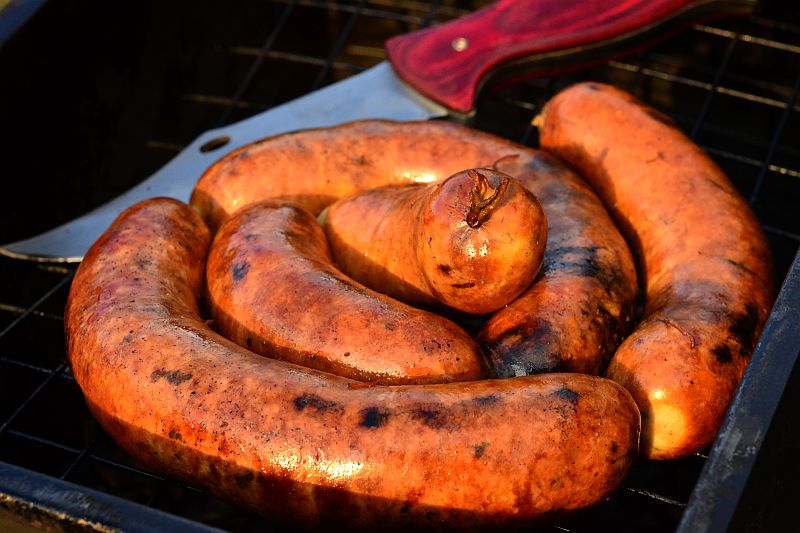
0,0,798,531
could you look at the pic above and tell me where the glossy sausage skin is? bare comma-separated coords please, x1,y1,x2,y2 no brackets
206,201,487,384
191,120,638,375
66,198,640,528
322,169,547,315
538,82,775,459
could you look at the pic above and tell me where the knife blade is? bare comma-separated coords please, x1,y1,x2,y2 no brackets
0,0,757,262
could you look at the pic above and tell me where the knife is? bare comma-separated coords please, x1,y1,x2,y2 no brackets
0,0,757,262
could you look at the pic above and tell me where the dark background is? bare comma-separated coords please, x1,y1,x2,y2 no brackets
0,0,798,531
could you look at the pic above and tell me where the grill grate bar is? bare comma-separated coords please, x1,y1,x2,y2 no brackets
749,71,800,204
227,47,365,73
623,486,687,508
145,140,184,153
88,454,166,484
0,361,68,435
59,435,99,480
269,0,430,24
607,60,800,112
0,356,61,376
689,24,740,140
764,225,800,243
310,0,368,91
0,273,72,340
695,24,800,54
186,94,254,110
369,0,467,19
703,146,800,180
217,1,296,126
0,302,63,321
7,428,80,455
634,48,798,109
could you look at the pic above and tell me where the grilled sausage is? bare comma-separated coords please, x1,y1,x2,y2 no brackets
537,82,775,459
206,201,487,384
321,169,547,315
66,197,640,529
191,120,638,375
478,152,638,375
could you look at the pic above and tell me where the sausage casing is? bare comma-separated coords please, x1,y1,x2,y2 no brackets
206,201,487,384
66,197,641,528
322,169,547,315
538,82,775,459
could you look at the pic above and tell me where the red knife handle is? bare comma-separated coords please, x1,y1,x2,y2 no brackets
386,0,758,114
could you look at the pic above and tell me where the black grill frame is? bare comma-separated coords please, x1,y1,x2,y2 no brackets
0,1,798,531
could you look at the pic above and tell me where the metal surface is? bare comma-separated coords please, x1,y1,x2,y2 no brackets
679,250,800,532
0,62,447,262
0,461,224,533
0,0,49,48
0,0,798,531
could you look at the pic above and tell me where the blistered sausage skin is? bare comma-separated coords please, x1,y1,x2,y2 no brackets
322,169,547,315
191,120,638,375
206,201,487,384
538,82,775,459
66,198,640,529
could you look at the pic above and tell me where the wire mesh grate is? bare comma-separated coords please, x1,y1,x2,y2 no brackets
0,0,798,531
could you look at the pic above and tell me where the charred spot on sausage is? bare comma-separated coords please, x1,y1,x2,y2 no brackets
360,407,390,429
547,246,627,298
486,322,559,377
712,344,733,364
451,282,475,289
168,429,183,441
437,264,452,275
151,368,193,385
410,406,447,429
232,261,250,282
474,394,499,406
473,441,490,458
730,302,760,355
294,394,344,415
554,387,580,406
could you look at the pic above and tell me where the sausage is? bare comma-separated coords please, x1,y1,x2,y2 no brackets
537,82,775,459
478,152,638,375
321,169,547,315
65,197,640,528
206,200,487,384
191,120,638,375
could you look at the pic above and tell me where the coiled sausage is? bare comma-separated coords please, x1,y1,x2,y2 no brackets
191,120,638,375
66,197,641,528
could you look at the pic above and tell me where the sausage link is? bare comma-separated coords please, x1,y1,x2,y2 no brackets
478,152,638,375
538,82,775,459
206,201,487,384
66,197,640,528
191,120,638,375
322,169,547,315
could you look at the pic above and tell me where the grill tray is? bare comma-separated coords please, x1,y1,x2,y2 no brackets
0,1,798,531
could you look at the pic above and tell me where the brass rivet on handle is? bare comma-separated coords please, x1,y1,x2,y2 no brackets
451,37,469,52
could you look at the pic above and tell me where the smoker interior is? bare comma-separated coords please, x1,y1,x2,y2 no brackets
0,0,798,531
